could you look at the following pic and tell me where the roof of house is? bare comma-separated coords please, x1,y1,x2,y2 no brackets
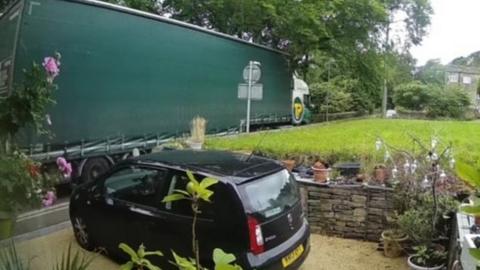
445,65,480,75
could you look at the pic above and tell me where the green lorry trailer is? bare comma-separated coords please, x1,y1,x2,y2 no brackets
0,0,311,182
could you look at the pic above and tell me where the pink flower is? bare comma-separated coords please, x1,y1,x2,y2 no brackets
42,191,57,207
42,56,60,78
56,157,72,178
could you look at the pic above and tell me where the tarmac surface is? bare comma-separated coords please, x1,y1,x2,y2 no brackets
16,227,408,270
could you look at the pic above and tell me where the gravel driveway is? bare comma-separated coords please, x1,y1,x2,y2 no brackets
17,228,408,270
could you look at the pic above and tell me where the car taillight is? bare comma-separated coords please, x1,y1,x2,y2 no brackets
248,216,264,255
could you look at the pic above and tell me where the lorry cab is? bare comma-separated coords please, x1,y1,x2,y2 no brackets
291,76,312,125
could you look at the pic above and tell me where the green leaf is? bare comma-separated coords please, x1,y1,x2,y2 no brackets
119,261,135,270
461,205,480,216
470,248,480,261
143,259,162,270
197,188,214,202
171,250,197,270
186,171,200,186
200,177,218,189
215,264,242,270
213,248,236,265
138,244,146,259
119,243,140,262
173,189,191,196
162,193,187,203
144,251,164,257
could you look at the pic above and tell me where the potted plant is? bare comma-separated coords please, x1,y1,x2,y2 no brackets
381,214,408,258
397,195,453,269
187,116,207,150
0,154,43,239
281,153,296,172
407,245,446,270
374,164,388,184
312,161,330,183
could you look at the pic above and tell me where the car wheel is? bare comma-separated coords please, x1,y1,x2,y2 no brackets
81,157,111,183
72,214,94,250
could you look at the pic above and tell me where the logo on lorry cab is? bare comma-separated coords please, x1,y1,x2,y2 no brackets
292,97,304,124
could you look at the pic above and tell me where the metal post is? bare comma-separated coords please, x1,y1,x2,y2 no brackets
382,21,390,118
246,61,253,133
326,61,330,122
325,59,335,123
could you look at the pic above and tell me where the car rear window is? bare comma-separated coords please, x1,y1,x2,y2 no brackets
239,169,299,218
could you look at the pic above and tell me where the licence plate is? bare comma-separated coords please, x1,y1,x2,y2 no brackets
281,244,304,268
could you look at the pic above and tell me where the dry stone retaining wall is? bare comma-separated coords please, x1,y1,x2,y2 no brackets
297,180,394,241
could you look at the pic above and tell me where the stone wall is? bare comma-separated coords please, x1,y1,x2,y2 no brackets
297,180,394,241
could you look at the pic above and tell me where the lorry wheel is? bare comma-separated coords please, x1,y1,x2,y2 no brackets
81,157,111,183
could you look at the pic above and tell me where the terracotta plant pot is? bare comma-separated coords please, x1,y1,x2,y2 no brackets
356,173,366,182
282,159,296,172
312,161,329,183
374,165,388,184
475,215,480,225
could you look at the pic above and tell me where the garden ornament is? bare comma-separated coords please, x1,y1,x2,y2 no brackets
449,158,455,169
403,160,410,174
375,139,382,151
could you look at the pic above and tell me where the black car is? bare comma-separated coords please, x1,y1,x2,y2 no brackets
70,150,310,269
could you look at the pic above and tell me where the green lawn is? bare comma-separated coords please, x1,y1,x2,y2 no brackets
206,119,480,165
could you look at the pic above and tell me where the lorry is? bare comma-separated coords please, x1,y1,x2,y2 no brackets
0,0,311,183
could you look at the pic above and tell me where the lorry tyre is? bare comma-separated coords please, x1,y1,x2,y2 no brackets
80,157,111,183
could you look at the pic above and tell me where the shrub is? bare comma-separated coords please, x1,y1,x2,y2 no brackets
426,85,471,118
0,154,44,213
0,52,61,154
310,78,354,114
393,81,431,111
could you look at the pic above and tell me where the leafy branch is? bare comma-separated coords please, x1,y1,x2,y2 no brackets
162,171,218,269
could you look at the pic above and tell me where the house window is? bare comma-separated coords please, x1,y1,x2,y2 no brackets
448,74,459,83
463,76,472,85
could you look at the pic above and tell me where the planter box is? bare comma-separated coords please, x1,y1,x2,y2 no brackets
333,162,361,178
461,234,480,270
456,201,479,270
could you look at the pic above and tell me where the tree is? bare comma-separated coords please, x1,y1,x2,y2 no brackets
0,0,12,12
159,0,387,79
310,77,355,114
381,0,433,50
393,81,430,110
416,59,446,86
104,0,158,13
380,0,433,115
426,85,471,119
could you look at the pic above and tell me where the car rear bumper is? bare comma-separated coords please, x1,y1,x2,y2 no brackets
243,218,310,270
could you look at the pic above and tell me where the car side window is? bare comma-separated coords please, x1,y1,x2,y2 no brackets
104,166,168,208
164,170,215,219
